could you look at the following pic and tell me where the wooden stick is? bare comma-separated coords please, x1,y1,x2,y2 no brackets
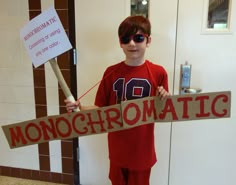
49,58,79,112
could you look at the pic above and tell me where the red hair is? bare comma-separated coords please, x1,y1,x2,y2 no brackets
118,16,151,37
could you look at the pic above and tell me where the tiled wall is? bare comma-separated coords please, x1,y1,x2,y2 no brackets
0,0,78,184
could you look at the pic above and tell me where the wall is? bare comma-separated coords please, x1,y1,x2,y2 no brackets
0,0,39,170
0,0,78,184
75,1,128,184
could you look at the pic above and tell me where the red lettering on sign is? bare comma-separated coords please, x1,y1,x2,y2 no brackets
142,99,157,121
72,113,88,134
10,126,27,146
25,123,42,142
195,96,210,117
178,97,193,118
159,99,178,120
55,117,72,138
104,107,122,129
87,110,106,134
123,103,141,125
40,119,57,140
212,94,228,117
2,92,230,148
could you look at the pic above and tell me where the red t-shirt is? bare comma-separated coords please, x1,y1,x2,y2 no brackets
95,60,169,169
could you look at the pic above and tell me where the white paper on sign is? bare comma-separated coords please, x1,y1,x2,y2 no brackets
20,7,72,68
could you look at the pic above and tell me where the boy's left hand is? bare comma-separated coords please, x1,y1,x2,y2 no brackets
157,86,170,100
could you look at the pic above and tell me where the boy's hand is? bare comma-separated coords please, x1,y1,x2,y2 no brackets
64,99,98,113
64,99,81,113
157,86,170,100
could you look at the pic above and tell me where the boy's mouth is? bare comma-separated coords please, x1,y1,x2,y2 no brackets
128,49,138,52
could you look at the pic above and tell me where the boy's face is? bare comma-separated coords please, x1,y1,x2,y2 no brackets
119,31,151,64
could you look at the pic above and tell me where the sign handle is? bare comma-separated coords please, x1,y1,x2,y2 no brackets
49,58,79,112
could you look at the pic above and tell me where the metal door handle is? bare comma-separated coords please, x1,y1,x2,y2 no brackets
179,62,202,94
183,88,202,94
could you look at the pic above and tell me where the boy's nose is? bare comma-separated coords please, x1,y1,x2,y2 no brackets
128,39,136,45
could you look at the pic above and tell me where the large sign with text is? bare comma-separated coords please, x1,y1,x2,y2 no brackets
2,91,231,149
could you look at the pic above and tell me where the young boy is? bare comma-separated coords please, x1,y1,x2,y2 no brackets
65,15,170,185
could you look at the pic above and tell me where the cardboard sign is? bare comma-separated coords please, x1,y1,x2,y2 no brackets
20,7,72,68
2,91,231,149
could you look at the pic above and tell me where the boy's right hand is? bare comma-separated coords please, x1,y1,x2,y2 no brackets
64,99,81,113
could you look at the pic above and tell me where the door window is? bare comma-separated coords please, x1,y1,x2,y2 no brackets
131,0,149,18
203,0,232,33
208,0,231,29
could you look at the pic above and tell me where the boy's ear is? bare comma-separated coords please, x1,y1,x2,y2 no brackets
146,36,151,47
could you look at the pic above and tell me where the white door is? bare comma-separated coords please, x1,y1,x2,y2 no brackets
75,0,176,184
75,1,130,185
170,0,236,185
75,0,177,185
